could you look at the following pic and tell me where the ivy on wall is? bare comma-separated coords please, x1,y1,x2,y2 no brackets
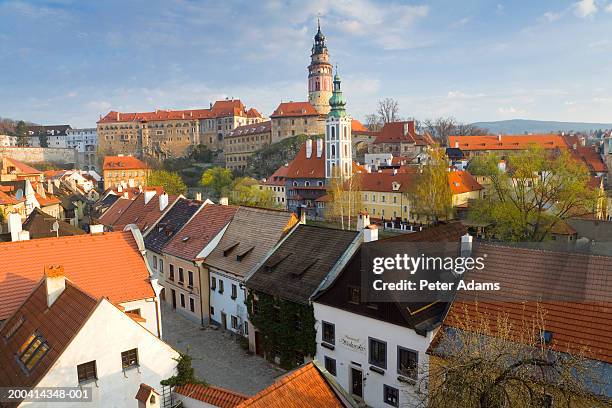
247,291,316,370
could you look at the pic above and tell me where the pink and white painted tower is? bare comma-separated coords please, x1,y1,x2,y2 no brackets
308,19,333,115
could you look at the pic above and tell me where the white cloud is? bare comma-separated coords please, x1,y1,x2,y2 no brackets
574,0,597,18
542,11,562,22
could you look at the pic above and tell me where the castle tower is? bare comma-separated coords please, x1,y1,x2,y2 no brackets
308,19,333,115
325,69,352,180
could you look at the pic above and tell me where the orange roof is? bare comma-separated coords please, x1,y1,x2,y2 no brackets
572,146,607,173
285,141,326,179
3,157,42,175
246,107,262,118
358,170,417,193
175,383,248,408
98,197,136,226
0,231,155,320
448,170,482,194
103,155,148,170
237,362,348,407
0,189,21,205
264,164,290,186
270,102,320,118
372,121,429,145
35,193,61,206
351,119,368,132
448,134,569,151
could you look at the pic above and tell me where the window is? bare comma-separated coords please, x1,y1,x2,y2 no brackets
126,308,141,316
369,337,387,369
210,306,215,316
18,333,49,372
324,356,337,376
180,294,185,308
169,264,175,281
322,321,335,345
121,348,138,369
77,360,97,383
211,276,216,290
219,279,224,294
153,255,158,270
398,347,418,379
231,284,237,299
189,297,195,312
244,322,249,336
188,271,194,287
348,286,360,304
231,315,238,330
178,268,184,283
383,385,399,407
159,259,164,272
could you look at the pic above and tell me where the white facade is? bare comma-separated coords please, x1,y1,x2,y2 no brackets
209,269,248,336
67,128,98,152
47,134,68,148
325,115,353,179
0,134,17,147
313,302,436,408
27,299,179,408
119,298,161,339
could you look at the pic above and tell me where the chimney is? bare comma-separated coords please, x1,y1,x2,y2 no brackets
305,139,313,159
460,233,473,258
393,169,398,175
404,121,415,136
117,184,123,193
123,191,129,199
364,225,378,242
316,138,323,158
219,197,229,206
497,134,502,142
47,179,54,195
8,212,23,242
159,193,169,211
195,192,202,201
44,265,66,308
357,211,371,230
90,224,104,235
144,189,156,205
454,141,459,148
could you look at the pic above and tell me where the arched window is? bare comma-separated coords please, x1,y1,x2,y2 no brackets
331,144,336,158
343,126,348,139
330,126,335,140
344,145,348,156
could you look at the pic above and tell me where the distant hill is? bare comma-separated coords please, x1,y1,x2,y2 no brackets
471,119,612,134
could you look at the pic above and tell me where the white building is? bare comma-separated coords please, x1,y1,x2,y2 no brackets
0,269,179,408
67,128,98,170
325,71,353,180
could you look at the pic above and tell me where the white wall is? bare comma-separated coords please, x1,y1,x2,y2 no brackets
209,269,248,336
30,299,179,408
120,298,160,338
313,302,436,408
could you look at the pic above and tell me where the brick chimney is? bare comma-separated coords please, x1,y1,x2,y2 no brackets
45,265,66,308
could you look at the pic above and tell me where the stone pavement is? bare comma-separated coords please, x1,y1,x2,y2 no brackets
160,303,284,396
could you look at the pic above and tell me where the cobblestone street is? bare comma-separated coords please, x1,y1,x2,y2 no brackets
160,303,284,396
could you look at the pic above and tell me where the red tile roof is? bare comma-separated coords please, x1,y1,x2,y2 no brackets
358,170,418,193
285,141,326,179
263,164,290,186
2,157,42,176
0,189,21,205
448,170,482,194
98,197,137,226
372,121,429,145
35,193,61,207
0,231,155,320
176,383,248,408
236,362,348,407
135,383,158,403
163,204,238,261
571,146,607,173
351,119,368,132
442,243,612,363
103,155,148,170
0,279,99,390
270,102,320,118
448,134,569,151
246,108,262,118
112,190,179,232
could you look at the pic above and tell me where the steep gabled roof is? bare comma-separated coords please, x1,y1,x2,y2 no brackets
143,198,202,254
205,207,298,277
571,145,607,173
112,190,179,232
2,157,42,175
175,383,249,408
448,170,482,194
0,279,99,390
246,225,360,304
164,204,238,261
270,102,320,118
0,231,155,320
98,197,136,226
372,121,426,145
263,164,290,186
285,141,326,179
237,362,356,407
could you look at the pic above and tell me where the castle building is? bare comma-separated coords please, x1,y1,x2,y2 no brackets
325,71,352,180
308,20,333,115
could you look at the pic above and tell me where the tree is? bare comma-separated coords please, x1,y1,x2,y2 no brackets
147,170,187,195
200,166,233,198
422,117,488,145
377,98,400,124
409,146,453,223
468,146,598,241
229,177,277,208
15,121,29,147
419,303,608,408
365,113,383,131
325,167,362,230
161,352,206,387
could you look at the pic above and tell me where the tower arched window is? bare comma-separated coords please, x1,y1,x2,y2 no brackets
343,126,347,139
344,145,348,156
331,144,336,158
330,126,335,140
316,81,320,91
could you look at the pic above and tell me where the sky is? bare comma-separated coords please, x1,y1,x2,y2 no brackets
0,0,611,128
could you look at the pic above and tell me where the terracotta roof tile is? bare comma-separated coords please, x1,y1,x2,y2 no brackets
112,190,179,232
0,231,154,320
358,170,418,193
351,119,368,132
448,134,569,151
263,164,290,186
236,362,348,407
572,146,607,173
372,121,430,145
448,170,482,194
164,204,238,261
270,102,320,118
176,383,248,408
135,383,158,403
2,157,42,175
103,156,148,170
98,197,137,226
285,141,326,179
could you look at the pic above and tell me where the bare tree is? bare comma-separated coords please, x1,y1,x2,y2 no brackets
377,98,400,124
365,114,383,132
455,123,489,136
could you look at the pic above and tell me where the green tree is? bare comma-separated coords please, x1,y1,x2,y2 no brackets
15,121,29,147
229,177,277,208
468,146,597,241
200,167,233,198
160,352,206,387
147,170,187,195
410,146,453,223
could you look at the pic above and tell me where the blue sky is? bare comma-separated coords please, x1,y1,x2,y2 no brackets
0,0,611,127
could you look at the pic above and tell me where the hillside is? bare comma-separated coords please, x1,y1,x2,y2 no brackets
242,134,313,179
471,119,612,134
